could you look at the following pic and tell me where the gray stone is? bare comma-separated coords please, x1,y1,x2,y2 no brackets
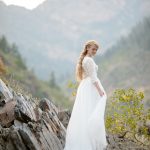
0,79,13,106
0,79,65,150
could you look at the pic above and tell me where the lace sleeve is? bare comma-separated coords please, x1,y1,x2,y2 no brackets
82,57,99,83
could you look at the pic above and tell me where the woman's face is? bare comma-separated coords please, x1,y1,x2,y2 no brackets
87,44,98,56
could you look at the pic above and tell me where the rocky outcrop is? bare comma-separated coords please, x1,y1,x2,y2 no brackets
0,79,67,150
0,78,149,150
106,134,149,150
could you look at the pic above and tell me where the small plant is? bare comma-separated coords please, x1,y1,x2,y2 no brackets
0,57,7,74
106,88,150,146
67,80,79,97
0,73,40,105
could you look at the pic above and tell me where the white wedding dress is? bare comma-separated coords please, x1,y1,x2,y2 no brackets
64,56,108,150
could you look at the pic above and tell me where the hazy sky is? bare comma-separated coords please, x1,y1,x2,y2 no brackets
0,0,46,9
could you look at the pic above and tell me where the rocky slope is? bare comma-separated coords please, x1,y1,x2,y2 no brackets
0,78,71,150
0,78,149,150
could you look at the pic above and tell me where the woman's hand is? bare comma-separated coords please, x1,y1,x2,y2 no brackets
99,90,104,97
93,82,105,97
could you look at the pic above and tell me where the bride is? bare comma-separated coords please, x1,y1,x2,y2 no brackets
64,40,108,150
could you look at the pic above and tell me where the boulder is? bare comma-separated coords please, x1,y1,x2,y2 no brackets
0,79,66,150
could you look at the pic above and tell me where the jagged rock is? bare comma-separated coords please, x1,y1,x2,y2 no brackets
58,109,71,128
39,98,58,115
0,79,65,150
0,100,16,127
0,79,13,106
39,98,66,147
106,134,149,150
14,93,38,122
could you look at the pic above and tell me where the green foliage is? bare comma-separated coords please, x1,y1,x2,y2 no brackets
0,35,27,69
48,71,60,90
11,43,27,69
67,80,79,97
0,35,70,109
0,35,9,52
106,88,150,146
0,57,6,74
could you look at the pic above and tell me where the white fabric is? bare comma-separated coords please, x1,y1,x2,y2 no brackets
64,56,108,150
82,56,99,83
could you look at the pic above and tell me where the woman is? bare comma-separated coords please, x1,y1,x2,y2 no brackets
64,40,108,150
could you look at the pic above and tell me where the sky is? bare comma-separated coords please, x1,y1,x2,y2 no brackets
0,0,46,9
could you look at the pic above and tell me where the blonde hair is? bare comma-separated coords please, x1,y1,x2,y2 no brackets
75,40,99,83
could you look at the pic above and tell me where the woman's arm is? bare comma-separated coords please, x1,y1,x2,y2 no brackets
93,81,104,97
82,57,104,97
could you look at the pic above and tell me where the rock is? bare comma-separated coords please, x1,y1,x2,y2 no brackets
58,109,71,128
106,134,149,150
39,98,58,115
0,100,16,127
0,79,66,150
39,98,66,147
0,79,13,106
14,93,38,122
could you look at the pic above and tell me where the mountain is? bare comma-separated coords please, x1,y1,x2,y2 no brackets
0,0,148,82
0,0,150,107
96,16,150,108
0,0,75,82
0,35,72,109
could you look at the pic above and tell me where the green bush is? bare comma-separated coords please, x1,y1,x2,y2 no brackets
106,88,150,146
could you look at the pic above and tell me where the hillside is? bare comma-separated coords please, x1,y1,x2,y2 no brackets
0,35,72,109
0,0,150,110
96,16,150,108
0,0,147,82
0,0,74,81
0,78,149,150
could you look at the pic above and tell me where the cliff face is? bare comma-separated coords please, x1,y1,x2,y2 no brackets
0,78,70,150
